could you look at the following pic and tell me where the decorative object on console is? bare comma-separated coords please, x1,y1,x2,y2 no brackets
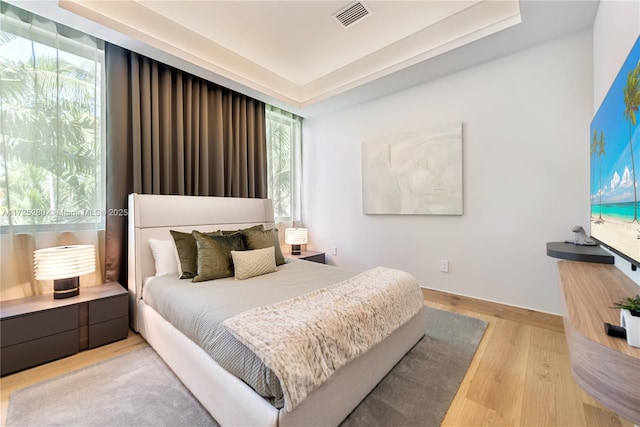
34,245,95,299
613,295,640,348
566,225,597,246
620,310,640,348
285,228,307,255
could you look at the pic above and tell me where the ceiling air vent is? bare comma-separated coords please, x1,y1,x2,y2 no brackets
333,1,371,28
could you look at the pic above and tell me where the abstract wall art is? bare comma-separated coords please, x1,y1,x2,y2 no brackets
362,122,463,215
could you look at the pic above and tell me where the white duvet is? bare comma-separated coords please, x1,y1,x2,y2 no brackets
223,266,425,411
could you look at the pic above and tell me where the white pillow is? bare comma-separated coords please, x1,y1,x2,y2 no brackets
148,239,179,277
231,247,277,280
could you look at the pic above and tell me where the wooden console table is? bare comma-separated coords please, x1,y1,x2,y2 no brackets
557,261,640,424
0,283,128,376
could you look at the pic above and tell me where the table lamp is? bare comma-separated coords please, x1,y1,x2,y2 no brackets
285,228,307,255
34,245,95,299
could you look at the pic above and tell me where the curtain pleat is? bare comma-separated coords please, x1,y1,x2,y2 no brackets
105,43,267,284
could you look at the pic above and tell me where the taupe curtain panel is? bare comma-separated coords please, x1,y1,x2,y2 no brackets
104,43,267,284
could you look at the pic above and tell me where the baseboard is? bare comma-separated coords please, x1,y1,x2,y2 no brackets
421,287,564,333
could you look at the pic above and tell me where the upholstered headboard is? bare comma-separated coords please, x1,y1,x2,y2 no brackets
127,193,276,329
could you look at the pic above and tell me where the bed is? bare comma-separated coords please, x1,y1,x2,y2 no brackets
128,193,427,426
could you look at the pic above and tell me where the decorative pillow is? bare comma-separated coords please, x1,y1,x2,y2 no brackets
170,230,222,279
192,231,246,282
219,224,264,235
148,239,179,276
242,228,285,266
231,247,277,280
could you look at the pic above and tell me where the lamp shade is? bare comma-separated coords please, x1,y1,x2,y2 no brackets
285,228,308,245
34,245,95,280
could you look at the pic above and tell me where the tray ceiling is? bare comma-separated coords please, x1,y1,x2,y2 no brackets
59,0,521,106
10,1,599,116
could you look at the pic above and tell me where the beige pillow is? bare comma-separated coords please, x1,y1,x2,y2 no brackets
231,247,277,280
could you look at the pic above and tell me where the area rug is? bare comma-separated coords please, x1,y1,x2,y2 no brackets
6,307,487,427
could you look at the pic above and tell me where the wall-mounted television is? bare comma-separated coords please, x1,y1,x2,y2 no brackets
590,36,640,269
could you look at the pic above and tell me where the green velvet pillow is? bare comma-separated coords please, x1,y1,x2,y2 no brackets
192,231,246,282
242,228,285,266
219,224,264,235
170,230,222,279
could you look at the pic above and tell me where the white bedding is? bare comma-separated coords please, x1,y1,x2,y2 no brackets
128,193,427,426
225,266,425,411
143,259,358,407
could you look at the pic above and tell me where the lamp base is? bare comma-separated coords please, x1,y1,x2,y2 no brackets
53,277,79,299
291,244,301,255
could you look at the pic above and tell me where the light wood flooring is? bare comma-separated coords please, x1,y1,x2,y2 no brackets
0,289,634,426
422,288,634,427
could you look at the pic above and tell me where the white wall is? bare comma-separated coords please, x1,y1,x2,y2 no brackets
303,30,593,314
593,0,640,286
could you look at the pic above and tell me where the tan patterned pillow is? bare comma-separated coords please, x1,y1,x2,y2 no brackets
231,247,277,280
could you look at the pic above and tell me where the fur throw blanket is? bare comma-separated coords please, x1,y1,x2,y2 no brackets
223,266,424,411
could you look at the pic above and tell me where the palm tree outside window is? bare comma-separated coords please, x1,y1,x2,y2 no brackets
1,3,105,299
266,105,302,223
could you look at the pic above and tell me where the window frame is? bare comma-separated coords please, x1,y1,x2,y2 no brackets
0,5,106,231
265,105,302,223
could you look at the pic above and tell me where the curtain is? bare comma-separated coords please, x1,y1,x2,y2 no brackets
0,3,105,301
105,43,267,284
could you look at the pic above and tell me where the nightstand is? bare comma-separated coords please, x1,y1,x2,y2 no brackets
0,282,128,376
288,250,326,264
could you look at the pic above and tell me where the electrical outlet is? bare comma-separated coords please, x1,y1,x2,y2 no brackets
440,260,449,273
332,246,338,256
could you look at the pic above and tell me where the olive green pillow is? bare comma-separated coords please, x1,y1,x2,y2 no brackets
170,229,222,279
219,224,264,235
242,228,285,266
192,231,246,282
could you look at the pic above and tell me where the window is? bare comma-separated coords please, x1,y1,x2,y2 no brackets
266,105,302,222
0,3,105,228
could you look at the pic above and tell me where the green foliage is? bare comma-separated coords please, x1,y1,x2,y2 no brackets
590,129,606,220
0,32,103,225
266,111,293,219
623,62,640,126
622,61,640,223
612,295,640,313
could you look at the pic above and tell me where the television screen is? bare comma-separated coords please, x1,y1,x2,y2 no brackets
590,36,640,268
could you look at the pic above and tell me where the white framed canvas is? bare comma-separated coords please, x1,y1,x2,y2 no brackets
362,122,463,215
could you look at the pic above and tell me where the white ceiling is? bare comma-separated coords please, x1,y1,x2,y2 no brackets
139,1,489,87
9,1,599,117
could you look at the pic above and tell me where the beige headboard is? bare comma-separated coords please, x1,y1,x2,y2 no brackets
127,193,276,329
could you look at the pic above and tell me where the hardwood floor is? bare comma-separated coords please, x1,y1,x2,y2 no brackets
422,288,634,427
0,290,633,426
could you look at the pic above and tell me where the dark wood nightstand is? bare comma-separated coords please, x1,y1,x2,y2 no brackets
287,250,326,264
0,282,128,376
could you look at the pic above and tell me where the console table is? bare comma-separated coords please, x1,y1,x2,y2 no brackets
546,242,614,264
557,261,640,424
0,283,128,376
287,250,325,264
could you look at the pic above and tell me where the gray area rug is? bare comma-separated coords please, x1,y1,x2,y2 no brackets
7,307,486,427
